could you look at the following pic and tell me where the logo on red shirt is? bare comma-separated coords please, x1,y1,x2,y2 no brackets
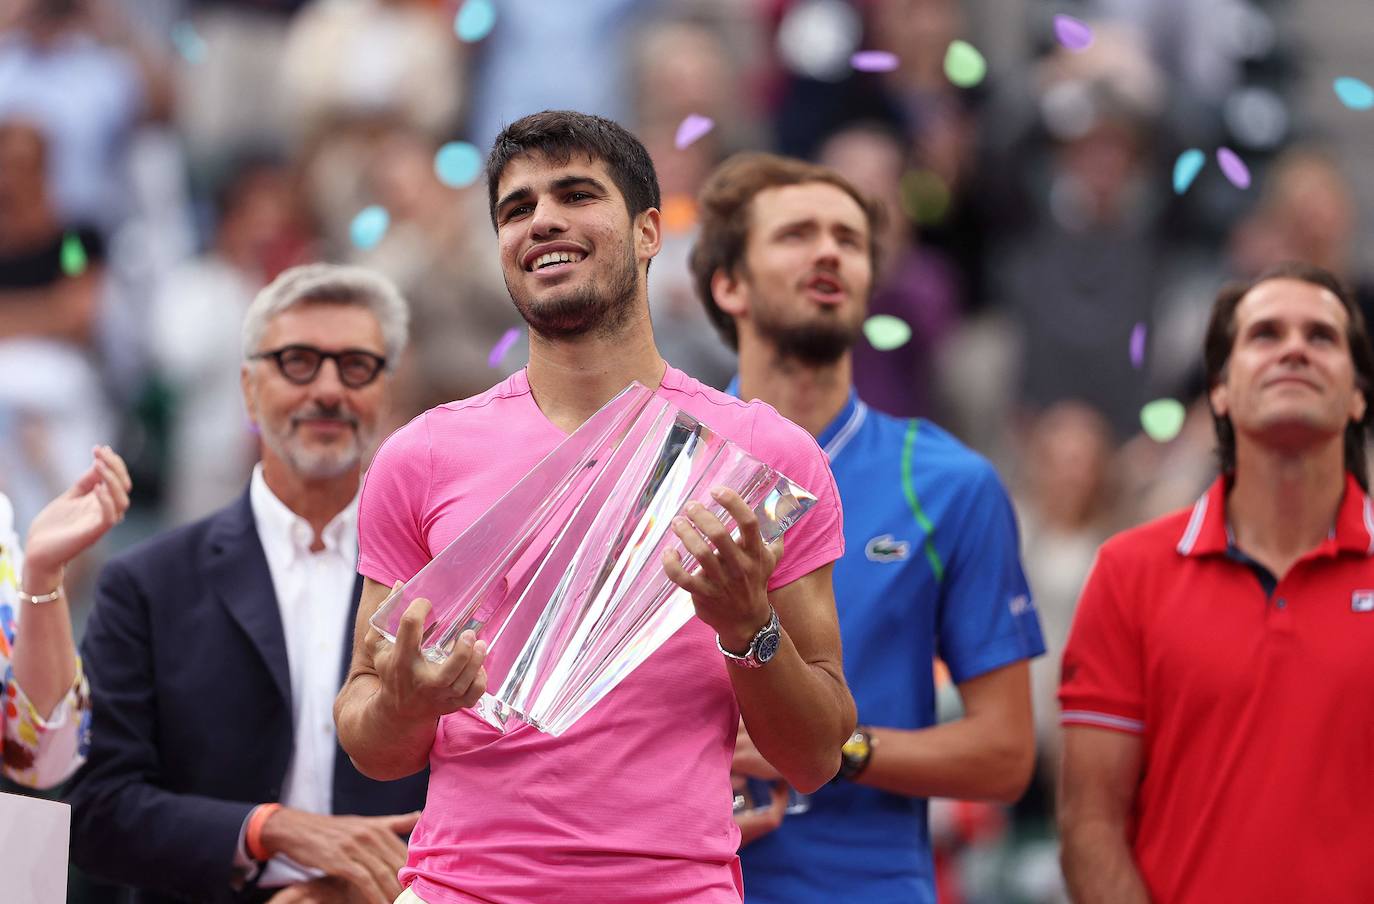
1352,590,1374,612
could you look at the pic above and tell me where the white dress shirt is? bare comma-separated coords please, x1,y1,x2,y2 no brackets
246,464,359,887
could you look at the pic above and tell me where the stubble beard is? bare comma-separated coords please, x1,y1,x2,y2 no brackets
751,291,864,367
507,245,641,341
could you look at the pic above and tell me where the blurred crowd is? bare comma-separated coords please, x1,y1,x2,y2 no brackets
0,0,1363,900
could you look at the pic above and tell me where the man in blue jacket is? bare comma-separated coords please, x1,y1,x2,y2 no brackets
691,152,1046,902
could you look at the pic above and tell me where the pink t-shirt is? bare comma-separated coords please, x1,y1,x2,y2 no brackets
358,365,843,904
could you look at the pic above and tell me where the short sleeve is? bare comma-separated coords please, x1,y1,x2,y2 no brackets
937,465,1046,684
358,414,436,587
1058,545,1146,734
747,408,844,592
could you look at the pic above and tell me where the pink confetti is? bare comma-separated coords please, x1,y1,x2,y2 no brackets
851,50,899,72
488,327,520,368
1216,147,1251,189
1130,322,1146,369
674,114,715,150
1053,15,1094,51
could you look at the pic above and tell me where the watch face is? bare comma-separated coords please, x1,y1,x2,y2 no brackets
757,630,781,663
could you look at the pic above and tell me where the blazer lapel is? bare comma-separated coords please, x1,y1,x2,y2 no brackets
338,573,364,686
206,491,292,709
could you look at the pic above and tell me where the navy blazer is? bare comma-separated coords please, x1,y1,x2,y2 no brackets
68,490,429,904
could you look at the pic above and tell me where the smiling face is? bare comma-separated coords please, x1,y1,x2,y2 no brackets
714,181,874,365
493,152,660,340
1210,278,1367,455
241,302,390,481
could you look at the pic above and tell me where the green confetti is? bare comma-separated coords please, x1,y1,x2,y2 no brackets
863,315,912,351
1140,399,1186,443
943,40,986,88
60,233,88,277
899,169,951,225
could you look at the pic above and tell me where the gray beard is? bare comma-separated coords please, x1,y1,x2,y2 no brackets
261,428,362,480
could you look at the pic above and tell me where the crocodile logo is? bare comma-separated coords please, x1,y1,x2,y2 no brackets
865,534,910,563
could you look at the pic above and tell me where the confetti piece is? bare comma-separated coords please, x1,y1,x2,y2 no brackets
171,22,207,64
1172,149,1205,195
434,141,482,188
674,114,715,150
863,315,912,351
1216,147,1251,189
1333,77,1374,110
1129,322,1146,369
349,206,390,250
1053,14,1094,51
943,40,986,88
1140,399,1186,443
851,50,899,72
455,0,497,42
488,327,520,368
60,233,87,277
899,169,951,225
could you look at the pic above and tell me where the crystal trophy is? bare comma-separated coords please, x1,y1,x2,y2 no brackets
369,381,818,736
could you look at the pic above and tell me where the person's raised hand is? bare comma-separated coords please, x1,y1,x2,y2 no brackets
24,445,131,583
259,809,420,904
662,488,781,653
372,590,489,725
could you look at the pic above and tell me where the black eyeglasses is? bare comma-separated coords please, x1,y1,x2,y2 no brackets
251,344,388,389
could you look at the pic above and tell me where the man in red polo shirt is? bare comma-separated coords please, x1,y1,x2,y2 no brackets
1058,261,1374,903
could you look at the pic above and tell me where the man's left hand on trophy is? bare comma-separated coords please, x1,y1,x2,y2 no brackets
372,581,491,720
663,487,781,651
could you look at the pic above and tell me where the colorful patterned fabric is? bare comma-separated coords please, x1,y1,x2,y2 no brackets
0,492,90,789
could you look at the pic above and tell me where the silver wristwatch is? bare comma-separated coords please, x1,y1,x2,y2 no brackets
717,606,781,669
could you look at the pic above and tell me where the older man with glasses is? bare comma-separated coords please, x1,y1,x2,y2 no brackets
68,264,430,904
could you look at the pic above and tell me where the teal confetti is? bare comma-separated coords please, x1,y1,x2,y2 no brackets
349,206,390,250
435,141,483,188
171,22,207,65
1333,77,1374,110
1172,149,1205,195
455,0,497,42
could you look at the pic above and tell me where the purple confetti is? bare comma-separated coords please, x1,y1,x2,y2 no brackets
851,50,899,72
674,114,715,150
1216,147,1251,189
1053,14,1094,52
1130,322,1146,369
488,327,520,368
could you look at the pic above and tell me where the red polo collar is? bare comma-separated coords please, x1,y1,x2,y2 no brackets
1176,471,1374,558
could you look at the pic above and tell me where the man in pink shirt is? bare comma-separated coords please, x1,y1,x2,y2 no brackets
335,110,856,904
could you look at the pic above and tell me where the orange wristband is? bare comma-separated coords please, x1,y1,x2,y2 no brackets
246,803,282,862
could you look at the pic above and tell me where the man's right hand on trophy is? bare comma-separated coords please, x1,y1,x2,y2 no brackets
663,487,782,652
373,583,489,722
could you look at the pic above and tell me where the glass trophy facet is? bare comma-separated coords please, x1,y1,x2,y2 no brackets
369,381,818,736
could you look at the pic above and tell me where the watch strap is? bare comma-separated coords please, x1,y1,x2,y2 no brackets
836,727,874,781
717,606,780,669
